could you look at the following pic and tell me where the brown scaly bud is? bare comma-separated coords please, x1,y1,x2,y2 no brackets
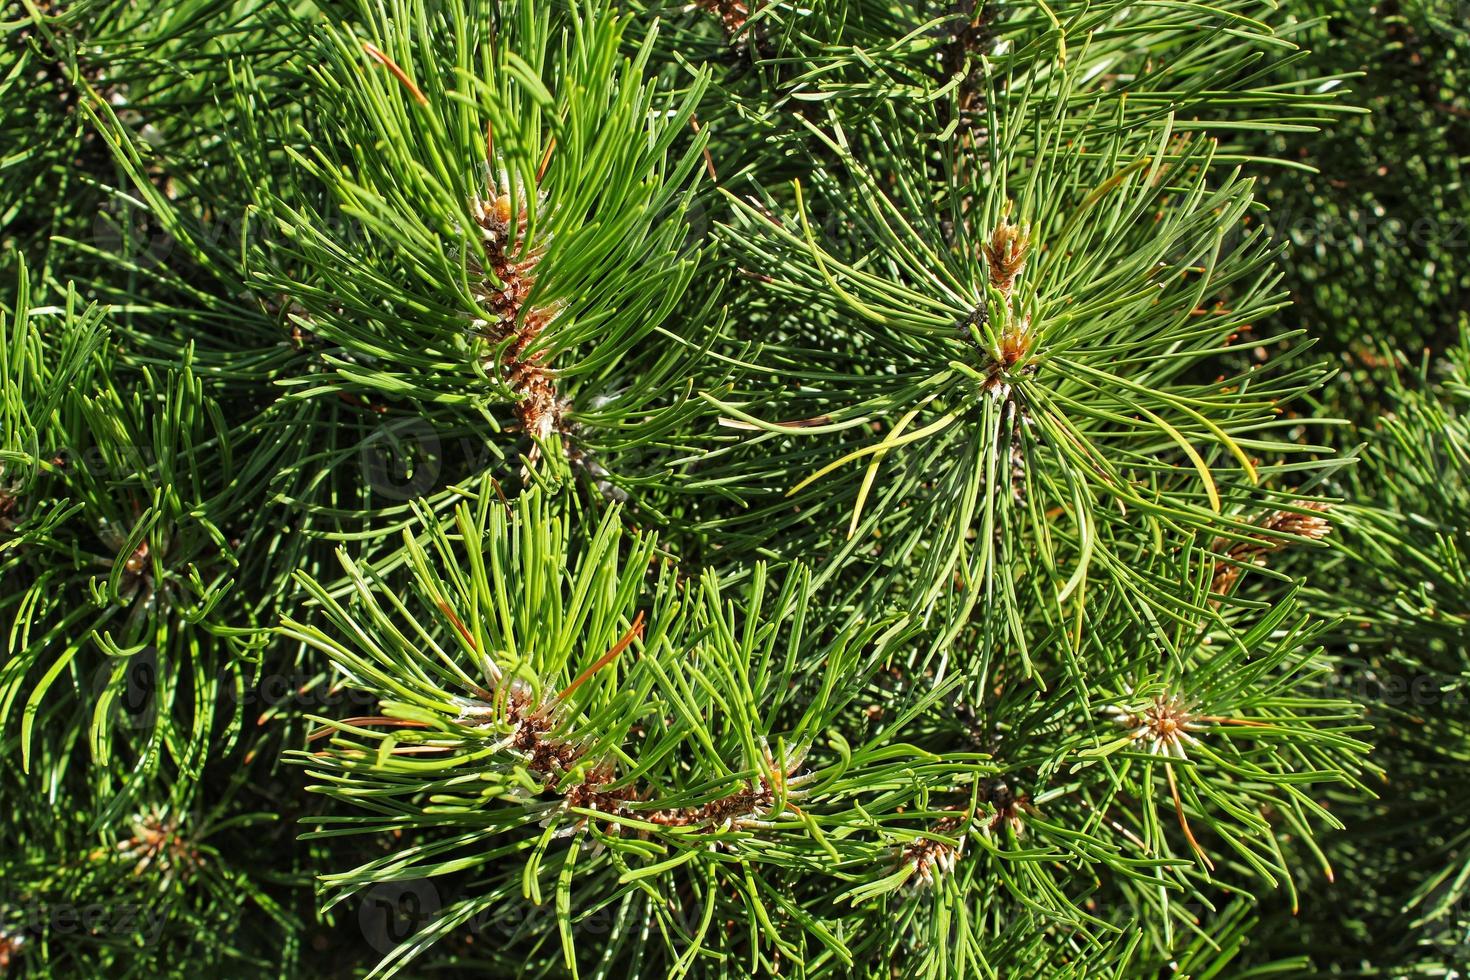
980,313,1036,403
261,292,323,349
0,927,24,971
983,219,1030,297
123,539,150,577
1211,500,1333,594
97,519,159,605
639,738,810,832
468,185,571,457
902,813,966,888
109,808,203,883
979,779,1033,837
1211,563,1244,596
0,488,17,534
694,0,750,39
997,314,1035,370
1256,501,1334,543
561,763,640,820
642,784,769,830
942,2,994,119
451,623,810,840
1104,693,1203,761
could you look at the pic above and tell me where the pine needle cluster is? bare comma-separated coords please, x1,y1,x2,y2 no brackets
1,1,1466,977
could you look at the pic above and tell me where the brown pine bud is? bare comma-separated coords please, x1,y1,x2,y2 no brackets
983,219,1031,296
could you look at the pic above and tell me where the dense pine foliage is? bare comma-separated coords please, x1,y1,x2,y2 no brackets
1,1,1467,976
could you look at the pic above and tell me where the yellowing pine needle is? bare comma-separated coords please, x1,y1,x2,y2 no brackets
789,400,956,498
1035,0,1068,65
1057,481,1093,603
795,180,890,326
849,406,922,539
1079,156,1152,213
1165,397,1260,486
308,716,429,743
1139,406,1221,514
